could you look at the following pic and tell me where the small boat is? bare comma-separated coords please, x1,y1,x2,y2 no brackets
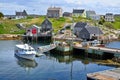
15,44,37,60
38,43,56,53
56,42,72,52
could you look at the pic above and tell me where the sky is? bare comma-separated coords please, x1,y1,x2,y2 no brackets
0,0,120,15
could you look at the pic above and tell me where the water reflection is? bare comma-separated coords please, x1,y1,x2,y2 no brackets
45,53,90,80
15,55,38,71
47,52,90,65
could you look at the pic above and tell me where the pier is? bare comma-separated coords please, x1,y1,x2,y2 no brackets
73,43,120,59
87,68,120,80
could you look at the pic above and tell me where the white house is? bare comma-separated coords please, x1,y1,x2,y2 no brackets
105,13,115,22
72,9,86,18
15,10,28,19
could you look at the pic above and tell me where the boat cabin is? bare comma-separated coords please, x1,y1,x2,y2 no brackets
15,44,36,54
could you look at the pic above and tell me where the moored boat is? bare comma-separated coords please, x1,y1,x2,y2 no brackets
15,44,37,60
38,43,56,53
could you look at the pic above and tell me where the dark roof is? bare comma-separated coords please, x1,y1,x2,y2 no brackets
73,9,85,13
63,12,72,16
114,14,120,16
41,18,52,26
63,12,71,15
114,14,120,17
16,10,27,16
63,12,71,14
106,13,113,16
85,27,103,34
74,22,87,28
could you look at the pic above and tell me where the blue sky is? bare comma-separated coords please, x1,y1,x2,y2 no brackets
0,0,120,15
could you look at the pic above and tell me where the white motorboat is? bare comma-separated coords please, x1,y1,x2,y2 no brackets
15,44,37,60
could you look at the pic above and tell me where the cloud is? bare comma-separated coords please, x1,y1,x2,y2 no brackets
64,0,120,7
0,0,120,15
0,2,28,14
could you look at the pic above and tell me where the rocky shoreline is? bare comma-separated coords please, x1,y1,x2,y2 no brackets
0,34,21,40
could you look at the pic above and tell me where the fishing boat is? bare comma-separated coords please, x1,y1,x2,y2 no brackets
15,44,37,60
38,43,56,53
50,41,73,55
56,42,72,52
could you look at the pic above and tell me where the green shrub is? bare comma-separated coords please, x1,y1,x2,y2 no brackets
103,22,114,29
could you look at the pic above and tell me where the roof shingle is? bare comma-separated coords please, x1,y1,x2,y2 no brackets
85,27,103,34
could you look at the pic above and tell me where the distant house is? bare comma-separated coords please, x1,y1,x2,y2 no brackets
73,22,88,36
86,10,100,20
47,7,62,18
63,12,72,17
90,15,100,20
15,10,28,19
72,9,86,17
79,27,103,40
86,10,96,18
105,13,115,22
114,14,120,17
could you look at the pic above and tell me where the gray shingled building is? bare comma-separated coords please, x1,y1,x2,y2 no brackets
73,22,103,40
79,27,103,40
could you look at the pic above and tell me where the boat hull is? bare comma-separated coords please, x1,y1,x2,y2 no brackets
15,52,35,60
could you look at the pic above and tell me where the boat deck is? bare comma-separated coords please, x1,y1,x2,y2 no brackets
87,68,120,80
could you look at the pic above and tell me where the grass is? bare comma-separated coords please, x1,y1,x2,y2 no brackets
0,16,71,34
113,22,120,29
0,16,120,34
50,17,67,33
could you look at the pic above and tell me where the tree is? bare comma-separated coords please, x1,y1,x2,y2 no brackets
98,17,105,25
0,12,4,18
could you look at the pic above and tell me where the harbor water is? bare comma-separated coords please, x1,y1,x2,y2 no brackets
106,41,120,49
0,40,116,80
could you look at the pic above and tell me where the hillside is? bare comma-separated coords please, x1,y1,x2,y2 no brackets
0,16,72,34
0,16,120,34
113,16,120,29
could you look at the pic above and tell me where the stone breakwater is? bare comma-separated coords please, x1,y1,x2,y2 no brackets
0,34,21,40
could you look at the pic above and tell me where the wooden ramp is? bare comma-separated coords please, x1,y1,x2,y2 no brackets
87,68,120,80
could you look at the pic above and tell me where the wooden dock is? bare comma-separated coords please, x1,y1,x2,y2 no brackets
87,68,120,80
89,46,120,54
73,44,120,58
